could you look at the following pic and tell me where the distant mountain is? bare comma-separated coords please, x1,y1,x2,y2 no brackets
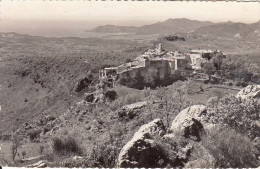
89,19,260,41
135,18,213,35
195,20,260,40
89,18,214,34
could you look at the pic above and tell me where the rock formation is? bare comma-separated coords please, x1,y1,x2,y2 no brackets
117,115,204,168
170,105,207,141
236,85,260,100
117,119,167,167
117,101,148,119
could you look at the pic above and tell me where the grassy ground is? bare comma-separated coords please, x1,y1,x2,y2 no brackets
187,83,240,104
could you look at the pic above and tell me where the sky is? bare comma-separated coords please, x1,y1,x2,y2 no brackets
1,1,260,23
0,1,260,36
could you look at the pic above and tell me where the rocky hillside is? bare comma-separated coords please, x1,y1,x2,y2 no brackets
11,83,260,168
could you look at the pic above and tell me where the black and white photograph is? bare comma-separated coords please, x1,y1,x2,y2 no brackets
0,1,260,168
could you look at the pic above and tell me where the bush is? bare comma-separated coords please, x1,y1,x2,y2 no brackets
29,129,41,142
52,137,83,156
22,151,26,159
39,145,44,155
155,135,189,167
209,95,260,139
104,90,117,101
191,128,259,168
90,142,119,167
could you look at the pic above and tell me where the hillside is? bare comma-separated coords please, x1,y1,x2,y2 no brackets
135,18,213,35
0,32,152,134
195,21,260,41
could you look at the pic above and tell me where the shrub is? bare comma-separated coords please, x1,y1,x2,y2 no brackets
29,129,41,142
155,135,188,167
22,151,26,159
89,133,125,168
209,95,260,139
104,90,117,101
39,145,44,155
52,137,83,156
191,127,258,168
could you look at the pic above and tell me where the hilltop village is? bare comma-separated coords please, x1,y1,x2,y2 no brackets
100,44,225,89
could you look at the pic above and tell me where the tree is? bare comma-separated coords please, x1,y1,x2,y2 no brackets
210,51,225,70
11,134,21,161
202,61,216,82
153,81,192,129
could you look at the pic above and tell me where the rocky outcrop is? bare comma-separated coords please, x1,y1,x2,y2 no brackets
170,105,207,141
117,106,210,168
117,119,167,168
26,160,48,168
117,117,198,168
236,85,260,100
117,101,148,119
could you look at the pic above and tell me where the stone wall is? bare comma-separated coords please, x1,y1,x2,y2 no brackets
118,60,180,89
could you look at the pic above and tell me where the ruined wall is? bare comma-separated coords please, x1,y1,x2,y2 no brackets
177,59,189,70
118,60,176,89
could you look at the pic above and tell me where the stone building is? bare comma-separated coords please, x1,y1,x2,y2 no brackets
99,45,224,89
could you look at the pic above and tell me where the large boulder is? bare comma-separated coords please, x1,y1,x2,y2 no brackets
170,105,207,141
117,119,167,168
236,85,260,100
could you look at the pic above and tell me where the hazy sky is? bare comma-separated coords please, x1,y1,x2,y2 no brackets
1,1,260,23
1,1,260,37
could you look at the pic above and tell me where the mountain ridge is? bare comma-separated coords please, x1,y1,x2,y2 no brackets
89,18,260,40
